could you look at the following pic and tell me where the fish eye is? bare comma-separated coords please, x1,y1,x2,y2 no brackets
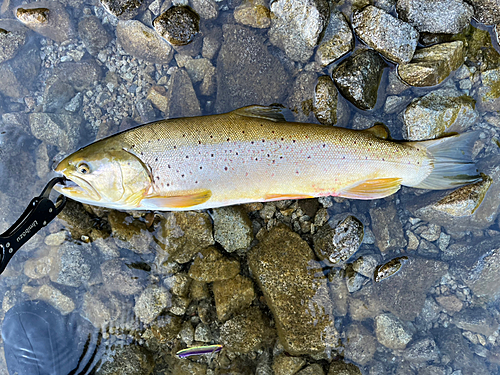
77,162,90,175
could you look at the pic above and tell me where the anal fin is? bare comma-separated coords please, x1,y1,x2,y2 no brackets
338,178,402,200
142,189,212,209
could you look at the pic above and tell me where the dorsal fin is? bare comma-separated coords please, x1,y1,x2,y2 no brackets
232,105,287,122
363,123,390,140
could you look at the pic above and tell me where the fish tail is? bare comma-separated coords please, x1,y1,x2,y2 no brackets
412,132,482,190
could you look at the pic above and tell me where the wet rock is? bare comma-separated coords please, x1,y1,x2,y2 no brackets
175,55,216,96
346,269,368,293
155,211,214,265
78,16,112,56
163,68,201,117
97,345,154,375
403,89,478,140
396,0,473,34
188,246,240,282
298,364,324,375
313,215,364,267
56,200,95,241
369,201,407,253
169,295,190,316
475,67,500,113
344,323,376,365
29,113,82,153
215,24,288,113
212,206,253,252
403,337,440,363
248,225,338,355
315,10,353,67
332,49,386,110
328,362,362,375
351,254,381,279
372,257,448,321
407,174,493,231
313,75,339,125
374,313,413,349
234,0,271,29
213,274,255,321
287,71,317,122
328,270,349,316
22,284,75,315
100,0,151,20
49,241,98,288
147,86,169,113
190,280,210,301
15,1,75,43
374,256,409,282
153,6,200,46
272,353,306,375
268,0,330,63
468,0,500,24
453,307,498,336
352,5,419,64
101,258,148,296
202,26,222,60
117,20,173,64
435,295,463,314
147,315,182,343
108,211,153,254
0,44,40,98
42,76,75,113
191,0,218,20
134,284,172,324
0,20,27,64
220,307,274,354
54,60,102,91
397,41,465,87
135,99,156,123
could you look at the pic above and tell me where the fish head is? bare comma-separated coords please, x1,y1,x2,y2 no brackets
54,143,152,209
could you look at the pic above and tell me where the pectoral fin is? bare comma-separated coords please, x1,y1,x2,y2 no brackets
264,193,315,201
338,178,402,199
142,190,212,209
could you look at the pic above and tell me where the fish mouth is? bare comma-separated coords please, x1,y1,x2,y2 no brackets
53,173,101,202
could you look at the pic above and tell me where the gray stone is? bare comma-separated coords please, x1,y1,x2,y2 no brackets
475,67,500,113
269,0,330,63
24,255,52,279
42,77,75,113
327,269,349,316
452,307,498,336
220,307,274,354
153,6,200,46
213,274,255,321
191,0,218,20
175,55,216,95
97,345,154,375
154,210,213,265
403,337,440,363
313,75,339,125
287,71,317,122
30,113,82,153
202,26,222,60
369,201,407,253
396,0,473,34
372,257,448,321
313,215,364,267
0,20,27,64
49,241,98,288
117,20,173,64
164,68,201,117
344,323,376,365
54,60,102,91
135,99,156,123
101,258,148,296
212,206,253,252
215,24,289,113
352,5,419,64
248,225,338,355
468,0,500,24
346,270,368,293
403,89,478,141
351,254,381,279
78,16,112,56
435,295,463,314
82,286,133,328
397,41,465,87
333,49,386,110
15,1,75,43
315,10,354,67
272,353,306,375
234,0,271,29
328,362,362,375
22,284,75,315
134,284,172,324
101,0,151,19
0,44,40,98
374,313,413,349
169,295,190,316
108,211,153,254
188,246,240,282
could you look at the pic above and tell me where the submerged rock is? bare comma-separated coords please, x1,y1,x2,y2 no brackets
42,76,75,113
397,41,465,87
100,0,152,20
54,60,102,91
134,284,172,324
78,16,112,56
188,246,240,282
0,44,40,98
101,258,148,296
97,345,154,375
403,89,478,140
153,6,200,46
403,337,440,363
15,1,75,43
0,20,27,64
315,10,354,67
328,362,362,375
234,0,271,28
452,307,498,336
108,211,153,254
211,206,253,252
213,274,255,321
190,0,218,20
248,225,338,355
352,5,419,64
162,68,201,117
374,313,413,350
117,20,173,64
369,201,407,253
344,323,376,365
396,0,473,34
268,0,330,63
215,24,288,113
332,49,386,110
313,75,339,125
21,284,75,315
475,67,500,113
467,0,500,24
287,71,317,122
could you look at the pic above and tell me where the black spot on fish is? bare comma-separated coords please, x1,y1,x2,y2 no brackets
224,167,228,171
167,183,170,186
181,174,185,177
199,166,203,170
155,157,158,162
186,155,189,159
227,138,230,141
173,146,177,149
211,154,214,157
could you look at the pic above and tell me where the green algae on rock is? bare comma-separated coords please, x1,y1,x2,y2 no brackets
213,274,255,321
248,225,339,356
188,246,240,282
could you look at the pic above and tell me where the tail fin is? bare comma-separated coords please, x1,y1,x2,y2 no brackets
412,132,481,190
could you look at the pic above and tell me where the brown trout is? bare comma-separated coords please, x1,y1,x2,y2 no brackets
54,106,480,211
